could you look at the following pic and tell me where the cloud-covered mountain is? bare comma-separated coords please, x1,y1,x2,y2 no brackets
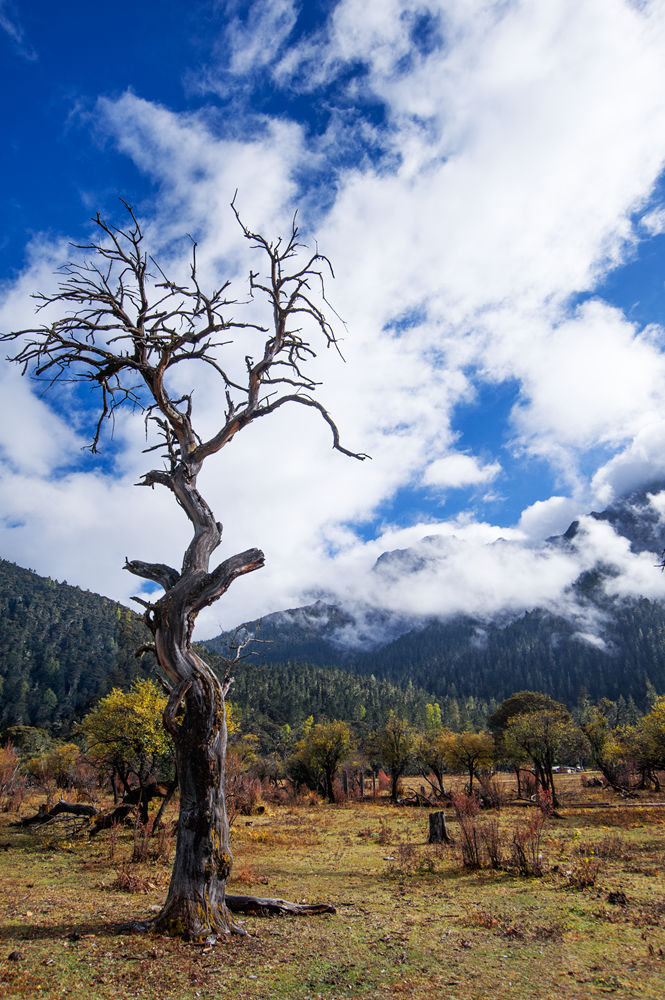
205,482,665,708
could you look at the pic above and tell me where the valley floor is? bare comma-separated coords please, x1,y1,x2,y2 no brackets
1,776,664,1000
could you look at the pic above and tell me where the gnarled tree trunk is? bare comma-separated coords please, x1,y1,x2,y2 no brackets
153,662,238,940
126,470,265,940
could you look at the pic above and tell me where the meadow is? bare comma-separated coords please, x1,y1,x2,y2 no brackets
1,775,664,1000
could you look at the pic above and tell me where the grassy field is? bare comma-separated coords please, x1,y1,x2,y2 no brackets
1,775,664,1000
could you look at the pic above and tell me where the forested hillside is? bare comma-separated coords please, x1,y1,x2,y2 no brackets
0,559,155,731
350,598,665,708
208,596,665,713
4,540,665,739
208,655,491,745
0,559,459,736
206,484,665,712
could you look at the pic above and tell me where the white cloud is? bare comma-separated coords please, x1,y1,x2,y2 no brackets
591,422,665,505
423,452,501,489
640,206,665,235
0,0,36,60
503,302,665,476
518,496,581,541
206,0,298,80
646,488,665,521
6,1,665,637
356,532,584,621
0,369,83,476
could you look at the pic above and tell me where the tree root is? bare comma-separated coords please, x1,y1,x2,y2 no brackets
119,893,335,943
225,894,336,916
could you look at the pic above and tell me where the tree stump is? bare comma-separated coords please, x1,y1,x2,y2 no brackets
428,810,450,844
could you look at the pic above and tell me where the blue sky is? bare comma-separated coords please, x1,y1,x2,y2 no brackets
4,0,665,635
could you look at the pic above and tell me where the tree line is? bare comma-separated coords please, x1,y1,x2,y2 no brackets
5,680,664,819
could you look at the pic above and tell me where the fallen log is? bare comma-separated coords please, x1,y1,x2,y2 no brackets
16,799,99,827
17,781,175,833
89,804,134,834
398,791,437,808
224,894,336,916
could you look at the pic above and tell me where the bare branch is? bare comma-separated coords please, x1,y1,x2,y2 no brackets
129,595,154,610
124,558,181,591
188,548,266,618
255,393,370,460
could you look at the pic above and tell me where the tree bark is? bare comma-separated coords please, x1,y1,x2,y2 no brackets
126,473,269,941
428,810,451,844
151,663,242,940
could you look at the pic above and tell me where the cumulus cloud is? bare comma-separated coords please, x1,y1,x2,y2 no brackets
502,302,665,483
591,423,665,505
518,496,581,541
423,453,501,489
5,1,665,638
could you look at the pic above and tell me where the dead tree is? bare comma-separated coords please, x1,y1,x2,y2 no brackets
2,199,367,942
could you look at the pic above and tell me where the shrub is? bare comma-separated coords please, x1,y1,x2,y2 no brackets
376,770,392,793
227,773,263,824
452,794,506,870
520,770,537,798
131,816,176,863
104,863,158,893
452,792,483,869
25,743,82,790
477,772,506,809
567,857,602,889
377,819,393,845
511,812,546,876
482,817,503,869
0,743,26,812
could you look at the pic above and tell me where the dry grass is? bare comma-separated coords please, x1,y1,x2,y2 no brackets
0,775,664,999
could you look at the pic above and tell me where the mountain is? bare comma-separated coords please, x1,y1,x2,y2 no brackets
0,559,449,738
205,482,665,710
4,481,665,735
559,485,665,557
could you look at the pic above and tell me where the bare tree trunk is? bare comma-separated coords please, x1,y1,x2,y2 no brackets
152,667,241,940
126,469,266,941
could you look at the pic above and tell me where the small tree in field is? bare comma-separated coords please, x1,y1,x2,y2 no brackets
442,730,494,795
414,727,453,798
291,719,353,801
2,200,365,941
373,713,414,803
505,709,588,808
79,678,173,818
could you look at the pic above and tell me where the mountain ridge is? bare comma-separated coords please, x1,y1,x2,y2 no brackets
204,481,665,709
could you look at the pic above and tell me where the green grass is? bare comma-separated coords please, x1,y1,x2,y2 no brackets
1,777,664,999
